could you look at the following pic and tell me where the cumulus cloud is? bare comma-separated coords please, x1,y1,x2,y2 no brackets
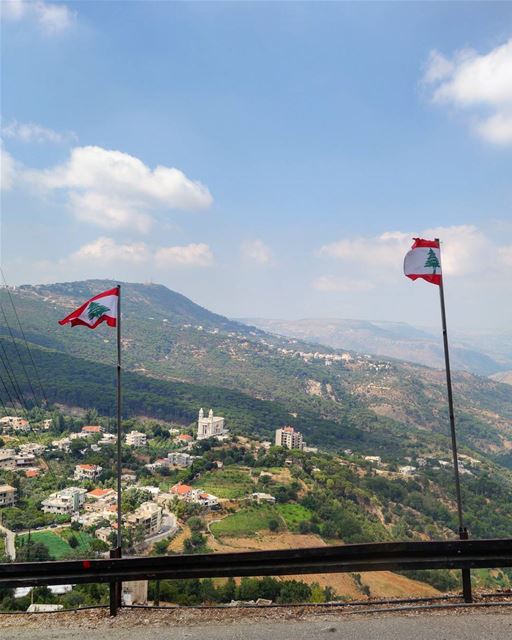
423,39,512,145
313,275,375,293
69,237,149,265
66,237,213,269
1,119,77,144
240,239,272,264
155,243,213,267
2,1,75,34
1,147,17,191
25,145,213,232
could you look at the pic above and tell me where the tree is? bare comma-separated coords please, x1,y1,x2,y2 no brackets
68,535,79,549
424,248,440,274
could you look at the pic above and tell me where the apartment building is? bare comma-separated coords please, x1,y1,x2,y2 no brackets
275,426,304,451
74,464,103,481
41,487,87,514
0,484,16,507
125,502,163,537
125,431,147,447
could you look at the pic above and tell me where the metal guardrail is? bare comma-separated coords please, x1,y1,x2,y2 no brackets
1,538,511,614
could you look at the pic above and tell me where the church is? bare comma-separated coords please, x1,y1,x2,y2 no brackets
196,408,229,440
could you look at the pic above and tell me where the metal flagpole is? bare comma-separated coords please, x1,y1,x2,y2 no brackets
116,283,122,550
110,283,122,616
436,239,472,603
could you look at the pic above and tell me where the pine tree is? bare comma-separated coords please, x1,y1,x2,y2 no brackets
424,248,440,274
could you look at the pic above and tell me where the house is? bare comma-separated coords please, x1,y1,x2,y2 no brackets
275,426,304,451
399,465,416,476
251,492,276,504
25,469,39,478
52,437,71,452
167,452,194,467
175,433,194,445
125,431,147,447
0,484,16,507
87,488,116,502
15,454,37,468
170,483,193,499
364,456,382,465
74,464,103,481
0,416,29,433
42,419,53,430
191,490,219,508
95,526,114,544
81,425,103,436
41,487,87,514
20,443,45,456
0,449,16,470
125,502,163,537
196,408,229,440
99,433,117,446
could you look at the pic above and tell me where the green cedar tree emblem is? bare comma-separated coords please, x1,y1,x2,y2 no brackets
87,301,110,322
424,248,440,274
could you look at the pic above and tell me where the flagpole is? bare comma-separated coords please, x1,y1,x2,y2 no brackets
436,239,472,603
116,283,122,550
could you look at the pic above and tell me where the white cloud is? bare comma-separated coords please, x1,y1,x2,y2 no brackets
499,245,512,266
313,275,375,293
2,1,75,34
1,147,17,191
241,239,272,264
65,237,213,270
1,119,77,144
423,39,512,145
155,243,213,268
69,237,149,265
319,225,500,278
25,145,213,232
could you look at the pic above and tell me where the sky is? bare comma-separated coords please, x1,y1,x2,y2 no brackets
1,1,511,329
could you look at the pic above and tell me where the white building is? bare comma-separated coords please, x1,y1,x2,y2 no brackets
167,452,194,467
0,484,16,507
196,408,228,440
126,431,147,447
275,426,304,451
74,464,103,481
20,443,45,456
0,416,29,433
125,502,163,537
99,433,117,446
41,487,87,514
0,449,16,471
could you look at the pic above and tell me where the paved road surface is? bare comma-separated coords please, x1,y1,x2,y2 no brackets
3,612,511,640
0,523,16,560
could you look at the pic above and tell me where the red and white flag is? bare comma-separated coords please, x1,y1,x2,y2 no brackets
403,238,442,286
58,287,119,329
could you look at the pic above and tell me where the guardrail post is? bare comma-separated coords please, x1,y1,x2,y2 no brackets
109,547,122,616
459,528,472,603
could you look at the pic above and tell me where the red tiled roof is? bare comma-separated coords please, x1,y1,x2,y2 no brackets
82,425,102,433
78,464,98,470
171,484,192,495
25,469,39,478
177,434,193,441
88,488,112,498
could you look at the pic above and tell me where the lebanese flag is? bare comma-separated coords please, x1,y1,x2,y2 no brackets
404,238,442,286
58,287,119,329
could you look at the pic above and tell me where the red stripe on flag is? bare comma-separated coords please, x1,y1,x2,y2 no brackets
412,238,440,249
406,273,442,286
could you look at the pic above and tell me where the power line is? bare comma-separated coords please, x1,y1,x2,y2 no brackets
0,341,28,413
0,301,39,405
0,272,49,406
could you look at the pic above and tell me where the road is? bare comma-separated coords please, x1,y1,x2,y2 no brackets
2,611,511,640
0,523,16,561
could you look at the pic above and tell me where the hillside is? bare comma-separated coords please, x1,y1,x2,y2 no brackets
240,318,512,376
1,281,512,463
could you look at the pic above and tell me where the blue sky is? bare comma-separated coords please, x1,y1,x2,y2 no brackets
1,1,511,328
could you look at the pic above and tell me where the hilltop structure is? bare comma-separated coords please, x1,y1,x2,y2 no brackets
275,426,305,451
196,408,228,440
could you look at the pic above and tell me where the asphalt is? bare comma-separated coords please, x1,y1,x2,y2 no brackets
3,612,512,640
